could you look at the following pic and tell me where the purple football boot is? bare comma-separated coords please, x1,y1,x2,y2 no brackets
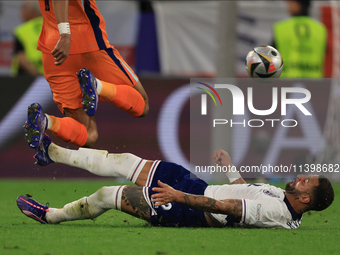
77,68,98,116
24,103,46,148
17,195,49,224
34,135,54,166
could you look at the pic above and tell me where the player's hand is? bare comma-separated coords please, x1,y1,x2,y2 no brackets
51,34,71,66
212,149,233,169
151,180,178,206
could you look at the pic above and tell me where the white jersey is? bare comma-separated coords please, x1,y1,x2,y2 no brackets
204,183,302,229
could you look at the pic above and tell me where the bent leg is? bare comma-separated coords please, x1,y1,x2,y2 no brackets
47,144,187,189
133,81,149,117
46,186,151,224
64,107,98,147
42,53,97,147
45,108,97,148
98,80,149,117
47,142,153,185
46,185,125,224
86,50,149,117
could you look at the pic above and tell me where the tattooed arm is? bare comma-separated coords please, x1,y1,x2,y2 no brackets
151,180,242,218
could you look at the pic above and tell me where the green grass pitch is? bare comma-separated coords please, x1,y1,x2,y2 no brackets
1,179,339,255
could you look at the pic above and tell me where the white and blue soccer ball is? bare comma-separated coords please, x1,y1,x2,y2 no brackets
245,45,284,83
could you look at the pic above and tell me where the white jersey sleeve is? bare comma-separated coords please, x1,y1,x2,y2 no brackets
242,198,301,229
204,183,302,229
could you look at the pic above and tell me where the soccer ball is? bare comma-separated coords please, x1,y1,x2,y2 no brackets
245,46,284,83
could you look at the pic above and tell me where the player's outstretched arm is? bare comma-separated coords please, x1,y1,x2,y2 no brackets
212,149,246,184
151,180,242,218
51,0,70,65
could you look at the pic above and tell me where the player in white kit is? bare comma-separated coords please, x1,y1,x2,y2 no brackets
17,135,334,229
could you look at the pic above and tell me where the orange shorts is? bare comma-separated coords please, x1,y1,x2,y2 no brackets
42,48,139,113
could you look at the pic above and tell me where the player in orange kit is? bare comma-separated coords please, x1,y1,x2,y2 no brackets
24,0,149,150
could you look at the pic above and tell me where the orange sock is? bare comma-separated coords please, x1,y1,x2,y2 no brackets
99,80,117,99
48,115,61,133
48,116,87,147
99,81,145,117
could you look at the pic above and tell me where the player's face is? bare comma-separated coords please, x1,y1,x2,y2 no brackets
285,174,319,196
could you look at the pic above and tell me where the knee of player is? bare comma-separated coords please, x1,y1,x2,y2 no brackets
95,186,112,202
140,100,149,117
120,153,140,161
84,131,98,148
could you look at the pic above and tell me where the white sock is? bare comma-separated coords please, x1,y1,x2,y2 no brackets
95,78,102,95
45,114,52,129
48,144,146,182
46,186,125,224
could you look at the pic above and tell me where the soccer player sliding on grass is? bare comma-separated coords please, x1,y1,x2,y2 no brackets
17,135,334,229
